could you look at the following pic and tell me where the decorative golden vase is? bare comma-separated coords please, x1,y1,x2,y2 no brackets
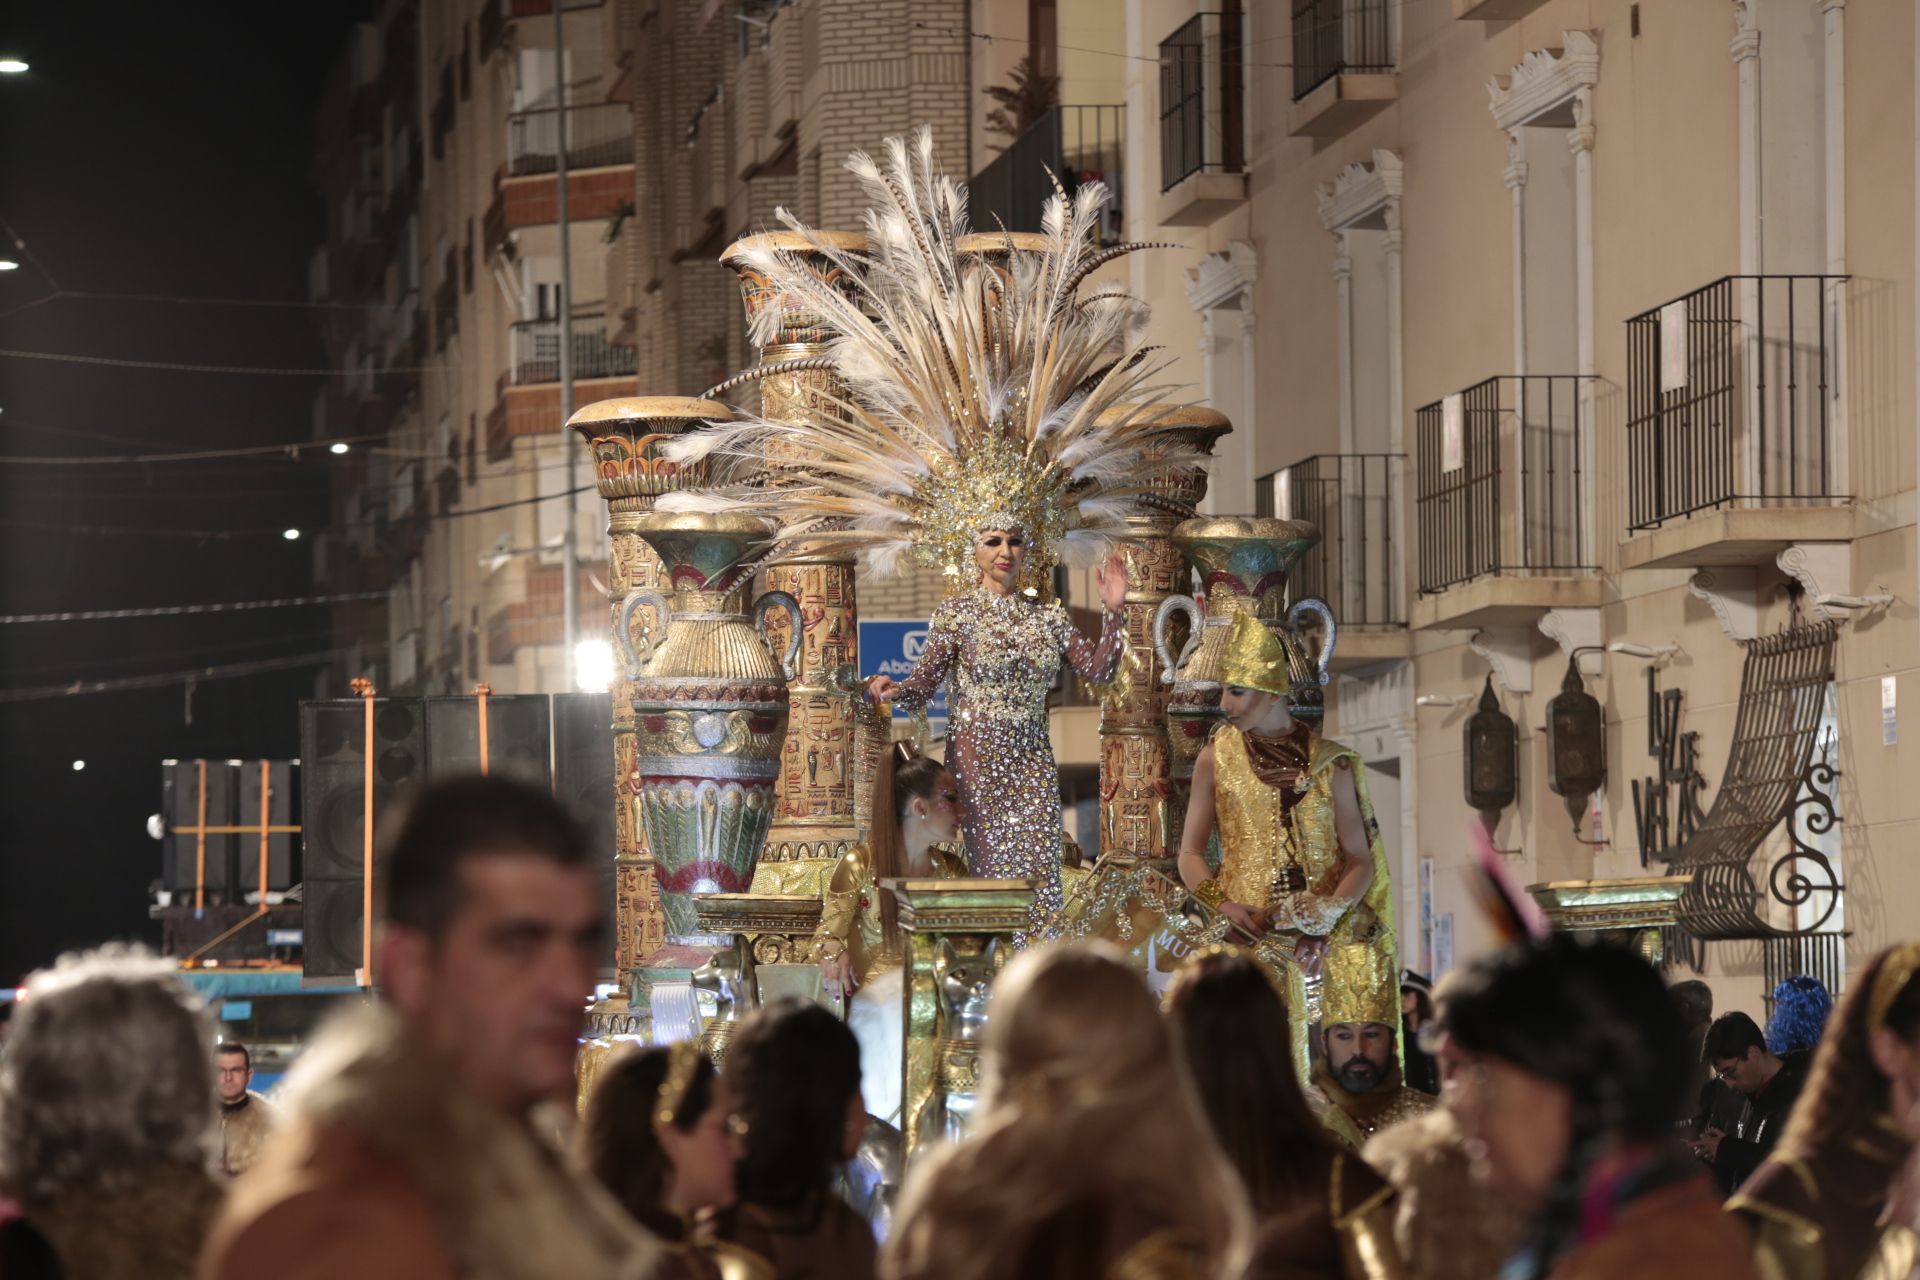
617,512,802,945
568,396,727,981
1153,517,1324,786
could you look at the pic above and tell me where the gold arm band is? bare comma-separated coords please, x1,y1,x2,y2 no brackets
1193,878,1226,910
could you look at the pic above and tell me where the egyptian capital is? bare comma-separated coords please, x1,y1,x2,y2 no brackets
3,1,1920,1277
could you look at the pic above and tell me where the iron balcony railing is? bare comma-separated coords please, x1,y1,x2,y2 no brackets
1257,453,1405,627
509,314,637,385
507,102,634,177
1291,0,1394,101
480,0,603,60
970,106,1125,239
1415,375,1593,594
1625,274,1849,531
1158,12,1245,192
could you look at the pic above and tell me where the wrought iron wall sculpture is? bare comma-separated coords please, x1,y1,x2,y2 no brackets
1774,725,1842,934
1664,621,1840,941
1631,665,1708,868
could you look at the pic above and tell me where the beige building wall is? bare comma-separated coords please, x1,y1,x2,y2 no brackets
323,0,633,699
1167,0,1920,1016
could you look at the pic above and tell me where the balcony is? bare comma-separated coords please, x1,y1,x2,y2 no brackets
970,106,1124,240
1453,0,1550,17
1157,13,1245,226
507,103,634,177
509,314,636,385
488,317,638,460
1288,0,1396,139
479,0,602,61
483,161,635,256
1621,275,1853,571
1258,453,1409,667
1412,375,1601,630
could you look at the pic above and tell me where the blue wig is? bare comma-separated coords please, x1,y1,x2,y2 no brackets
1766,975,1834,1055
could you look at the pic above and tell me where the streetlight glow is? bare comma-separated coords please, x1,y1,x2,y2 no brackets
71,759,85,772
329,441,350,455
282,527,301,541
573,639,614,692
0,60,29,75
0,260,19,272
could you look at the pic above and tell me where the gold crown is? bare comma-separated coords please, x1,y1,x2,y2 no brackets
1317,940,1401,1028
1219,611,1292,697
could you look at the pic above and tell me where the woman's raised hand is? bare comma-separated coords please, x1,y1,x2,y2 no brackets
1096,551,1127,612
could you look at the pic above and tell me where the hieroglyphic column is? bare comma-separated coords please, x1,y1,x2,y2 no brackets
722,232,869,863
1094,406,1231,862
567,396,727,989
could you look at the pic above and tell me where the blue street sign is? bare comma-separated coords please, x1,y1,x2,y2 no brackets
858,619,948,723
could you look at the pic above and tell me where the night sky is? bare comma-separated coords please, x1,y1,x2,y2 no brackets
0,3,368,984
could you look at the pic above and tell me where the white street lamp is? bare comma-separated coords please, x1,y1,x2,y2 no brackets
573,639,614,692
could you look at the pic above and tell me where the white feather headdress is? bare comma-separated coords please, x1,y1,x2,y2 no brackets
660,128,1211,578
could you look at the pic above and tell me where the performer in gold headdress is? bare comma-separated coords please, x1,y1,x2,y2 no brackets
1175,613,1414,1116
662,130,1205,926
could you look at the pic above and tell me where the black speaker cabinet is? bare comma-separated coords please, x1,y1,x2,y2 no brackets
236,759,299,893
552,692,616,971
425,694,552,788
164,759,237,905
299,698,425,979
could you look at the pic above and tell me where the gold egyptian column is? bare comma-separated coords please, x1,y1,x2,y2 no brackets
721,232,869,865
1093,405,1231,863
567,396,727,1008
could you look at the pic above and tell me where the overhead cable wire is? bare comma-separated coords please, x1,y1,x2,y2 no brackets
49,287,464,315
0,345,454,377
0,482,597,545
0,648,356,704
0,590,387,626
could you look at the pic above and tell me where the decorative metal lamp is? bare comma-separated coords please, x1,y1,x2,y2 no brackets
1464,674,1517,814
1546,656,1605,834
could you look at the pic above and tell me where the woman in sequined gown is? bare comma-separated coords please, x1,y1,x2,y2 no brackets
865,529,1126,922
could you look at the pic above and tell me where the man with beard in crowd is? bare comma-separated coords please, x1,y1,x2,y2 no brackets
215,1043,279,1178
1313,1018,1435,1142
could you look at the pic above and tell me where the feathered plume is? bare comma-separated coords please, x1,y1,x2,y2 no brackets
659,128,1207,577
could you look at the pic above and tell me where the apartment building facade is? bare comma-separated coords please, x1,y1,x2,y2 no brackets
1053,0,1916,1010
311,0,634,700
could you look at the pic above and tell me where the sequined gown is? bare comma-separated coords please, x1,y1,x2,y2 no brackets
886,588,1124,921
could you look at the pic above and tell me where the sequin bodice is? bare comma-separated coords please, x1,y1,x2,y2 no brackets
887,586,1124,928
894,590,1110,725
1212,726,1393,941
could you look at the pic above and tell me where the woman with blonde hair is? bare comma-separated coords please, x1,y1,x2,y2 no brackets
885,942,1251,1280
813,740,965,1126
